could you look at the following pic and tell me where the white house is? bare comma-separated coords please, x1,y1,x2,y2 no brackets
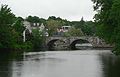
23,21,32,33
62,26,71,32
39,23,45,31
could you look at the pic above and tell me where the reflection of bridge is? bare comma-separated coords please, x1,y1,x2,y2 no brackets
46,36,112,50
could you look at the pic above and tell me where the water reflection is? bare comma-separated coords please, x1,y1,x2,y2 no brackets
99,52,120,77
0,61,12,77
12,51,104,77
0,52,24,77
0,50,120,77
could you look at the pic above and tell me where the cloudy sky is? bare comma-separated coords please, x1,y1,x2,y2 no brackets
0,0,95,21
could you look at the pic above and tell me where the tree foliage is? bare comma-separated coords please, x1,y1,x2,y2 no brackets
26,16,40,23
92,0,120,55
65,27,84,37
0,5,32,51
31,29,45,50
0,5,16,49
72,18,96,36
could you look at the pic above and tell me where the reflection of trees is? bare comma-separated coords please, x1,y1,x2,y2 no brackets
0,52,24,77
0,58,12,77
99,53,120,77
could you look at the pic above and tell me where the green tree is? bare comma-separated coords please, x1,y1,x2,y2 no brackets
26,16,47,25
26,16,40,23
92,0,120,55
74,17,85,29
46,19,63,36
12,17,25,44
31,29,45,50
0,5,33,51
82,21,96,36
0,5,16,49
48,16,57,20
72,18,96,36
64,27,84,37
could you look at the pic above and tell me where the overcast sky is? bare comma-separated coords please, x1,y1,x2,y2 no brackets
0,0,95,21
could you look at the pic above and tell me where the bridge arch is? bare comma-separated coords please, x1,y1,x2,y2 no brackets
47,39,66,50
47,39,59,50
70,39,92,50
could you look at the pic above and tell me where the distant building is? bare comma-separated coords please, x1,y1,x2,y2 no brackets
57,26,71,33
55,26,71,36
31,22,40,29
62,26,71,32
39,23,45,31
23,21,32,33
39,23,49,36
23,21,49,36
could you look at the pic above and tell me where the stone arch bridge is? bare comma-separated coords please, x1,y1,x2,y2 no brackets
46,36,111,50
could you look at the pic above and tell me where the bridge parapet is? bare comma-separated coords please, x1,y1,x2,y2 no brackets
46,36,112,48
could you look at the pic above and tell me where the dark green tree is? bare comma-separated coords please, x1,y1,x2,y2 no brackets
26,16,40,23
31,29,45,50
0,5,16,49
0,5,33,51
72,17,96,36
12,18,25,44
65,27,84,37
48,16,57,20
92,0,120,55
82,21,96,36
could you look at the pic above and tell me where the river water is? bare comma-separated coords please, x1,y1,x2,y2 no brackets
0,50,120,77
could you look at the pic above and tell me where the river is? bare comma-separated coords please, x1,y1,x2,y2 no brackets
0,50,120,77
